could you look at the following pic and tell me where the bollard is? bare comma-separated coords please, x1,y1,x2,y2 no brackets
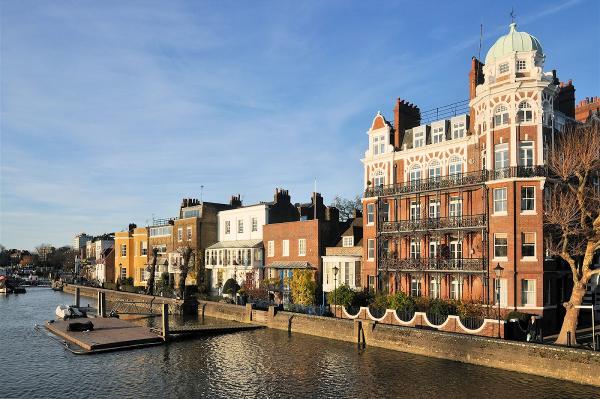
75,287,80,308
162,303,169,341
99,292,106,317
567,331,571,347
595,334,599,351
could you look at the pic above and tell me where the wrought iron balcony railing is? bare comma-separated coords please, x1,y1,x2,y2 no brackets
380,214,486,234
378,257,486,273
364,166,547,198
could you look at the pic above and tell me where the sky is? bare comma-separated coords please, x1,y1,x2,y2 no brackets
1,0,599,250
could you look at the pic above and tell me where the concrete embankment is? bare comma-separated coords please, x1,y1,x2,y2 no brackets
63,285,600,387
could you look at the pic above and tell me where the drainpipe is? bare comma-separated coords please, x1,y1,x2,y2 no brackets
513,179,518,312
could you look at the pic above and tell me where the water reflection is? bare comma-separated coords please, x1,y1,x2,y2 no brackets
1,288,597,399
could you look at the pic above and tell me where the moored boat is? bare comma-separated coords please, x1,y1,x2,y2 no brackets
55,305,86,320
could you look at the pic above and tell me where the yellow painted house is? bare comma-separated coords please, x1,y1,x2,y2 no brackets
133,227,149,287
114,230,134,283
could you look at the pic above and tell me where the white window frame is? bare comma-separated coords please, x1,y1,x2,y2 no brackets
494,143,509,170
298,239,306,256
517,101,533,123
282,240,289,257
409,165,422,182
251,217,258,232
429,240,438,258
450,277,462,300
494,234,508,259
177,227,183,242
428,199,440,219
187,226,192,240
449,196,462,218
367,239,375,260
452,121,465,139
493,188,507,214
414,130,425,148
448,157,463,176
372,169,385,188
429,277,440,299
494,105,509,127
120,244,127,257
367,203,375,224
410,238,421,259
519,141,534,167
498,63,509,74
342,236,354,247
428,160,441,180
225,221,231,235
411,278,421,297
521,279,536,307
521,186,535,212
522,232,536,259
237,219,244,234
267,241,274,257
432,126,444,144
516,60,526,71
410,201,421,221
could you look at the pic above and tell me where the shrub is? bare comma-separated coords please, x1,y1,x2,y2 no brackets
103,282,117,291
290,270,316,305
388,291,414,312
327,285,355,308
370,292,391,310
457,301,485,318
246,286,269,302
352,290,372,307
222,278,240,295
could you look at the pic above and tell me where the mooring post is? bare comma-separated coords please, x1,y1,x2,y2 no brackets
162,303,169,341
75,287,80,308
99,292,106,317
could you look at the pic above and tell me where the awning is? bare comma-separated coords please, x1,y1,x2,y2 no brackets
267,261,314,270
206,239,263,250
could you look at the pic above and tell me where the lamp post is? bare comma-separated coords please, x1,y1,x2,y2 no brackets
494,263,504,339
333,265,339,318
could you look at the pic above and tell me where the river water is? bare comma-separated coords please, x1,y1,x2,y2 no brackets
1,288,597,399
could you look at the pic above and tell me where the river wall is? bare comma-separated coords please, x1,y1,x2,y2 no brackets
64,285,600,387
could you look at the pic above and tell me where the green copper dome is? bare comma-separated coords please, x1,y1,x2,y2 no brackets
485,23,543,64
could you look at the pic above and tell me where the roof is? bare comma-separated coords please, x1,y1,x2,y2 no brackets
206,239,263,249
485,23,543,64
267,261,314,270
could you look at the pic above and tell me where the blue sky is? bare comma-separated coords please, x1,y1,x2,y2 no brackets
1,0,599,250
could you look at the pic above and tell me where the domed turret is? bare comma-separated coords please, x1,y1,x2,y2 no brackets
485,23,543,64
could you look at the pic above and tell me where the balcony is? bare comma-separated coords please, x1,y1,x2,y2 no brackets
380,214,486,234
364,166,547,198
378,257,486,273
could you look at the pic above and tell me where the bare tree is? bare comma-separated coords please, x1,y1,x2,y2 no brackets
177,246,193,299
545,122,600,345
146,247,159,296
330,195,362,221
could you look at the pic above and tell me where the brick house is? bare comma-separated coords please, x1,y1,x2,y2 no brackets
322,211,363,296
205,188,299,294
263,192,341,305
361,23,594,331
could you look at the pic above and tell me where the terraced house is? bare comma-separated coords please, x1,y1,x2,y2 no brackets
361,23,593,330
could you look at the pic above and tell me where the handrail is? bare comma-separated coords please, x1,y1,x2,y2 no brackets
378,257,486,273
365,166,547,198
380,214,486,233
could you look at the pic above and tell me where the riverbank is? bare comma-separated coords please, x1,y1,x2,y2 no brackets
64,284,600,387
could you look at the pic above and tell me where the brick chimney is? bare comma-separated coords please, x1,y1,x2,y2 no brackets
557,80,576,119
274,188,291,205
230,194,242,208
469,57,484,100
127,223,137,232
393,98,421,149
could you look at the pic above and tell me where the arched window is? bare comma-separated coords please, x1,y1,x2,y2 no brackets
517,101,533,123
428,160,441,180
494,104,509,127
448,156,463,176
409,165,421,182
371,169,385,187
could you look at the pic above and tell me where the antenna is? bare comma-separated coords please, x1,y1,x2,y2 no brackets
314,178,317,220
510,7,516,24
200,185,204,203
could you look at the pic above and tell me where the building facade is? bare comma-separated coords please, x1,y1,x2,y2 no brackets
205,189,299,294
263,193,342,304
322,212,363,294
361,23,579,329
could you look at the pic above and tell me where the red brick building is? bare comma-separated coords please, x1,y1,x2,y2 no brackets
263,193,341,304
361,23,595,331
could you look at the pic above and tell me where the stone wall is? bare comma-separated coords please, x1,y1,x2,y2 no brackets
64,285,599,387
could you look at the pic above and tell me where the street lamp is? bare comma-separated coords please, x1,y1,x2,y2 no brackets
494,263,504,339
333,265,339,318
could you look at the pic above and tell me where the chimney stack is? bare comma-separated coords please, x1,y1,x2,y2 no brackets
393,98,421,149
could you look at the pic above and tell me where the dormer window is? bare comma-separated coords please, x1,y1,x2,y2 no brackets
452,121,465,139
342,236,354,247
414,131,425,148
516,60,526,71
499,63,509,74
517,101,533,123
432,126,444,144
494,105,509,127
372,134,386,155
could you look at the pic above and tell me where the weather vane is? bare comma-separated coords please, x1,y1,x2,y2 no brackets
510,7,516,24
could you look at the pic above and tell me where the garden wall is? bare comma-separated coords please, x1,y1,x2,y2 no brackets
337,306,504,338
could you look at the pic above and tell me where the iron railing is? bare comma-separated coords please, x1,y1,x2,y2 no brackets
378,257,486,273
365,166,547,198
380,214,486,234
